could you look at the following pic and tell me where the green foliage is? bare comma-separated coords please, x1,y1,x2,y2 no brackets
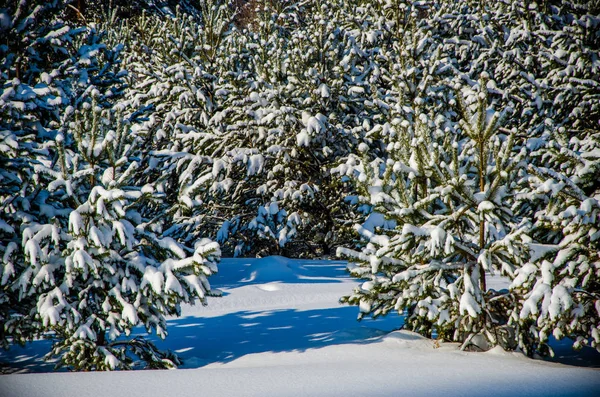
334,0,600,355
337,79,528,348
107,1,375,257
1,1,221,370
1,0,599,371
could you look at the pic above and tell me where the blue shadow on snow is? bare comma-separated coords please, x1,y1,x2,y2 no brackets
145,306,403,369
210,256,351,288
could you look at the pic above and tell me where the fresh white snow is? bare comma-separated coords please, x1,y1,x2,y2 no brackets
1,256,599,397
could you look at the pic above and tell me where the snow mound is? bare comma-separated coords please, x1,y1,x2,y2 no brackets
256,283,281,292
381,330,438,350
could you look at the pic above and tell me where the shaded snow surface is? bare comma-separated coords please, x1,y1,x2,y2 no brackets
1,256,599,397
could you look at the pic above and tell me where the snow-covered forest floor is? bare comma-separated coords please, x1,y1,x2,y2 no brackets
1,257,599,397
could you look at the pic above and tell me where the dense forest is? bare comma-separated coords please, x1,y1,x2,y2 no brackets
1,0,599,370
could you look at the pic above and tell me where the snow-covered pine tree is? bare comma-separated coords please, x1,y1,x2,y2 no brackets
431,0,600,355
510,49,600,355
331,0,473,248
436,0,600,157
512,154,600,356
514,6,600,353
10,93,220,370
112,0,378,257
36,98,220,370
105,2,244,251
1,1,221,369
165,0,328,257
335,0,600,355
336,76,529,349
0,0,100,349
191,0,362,257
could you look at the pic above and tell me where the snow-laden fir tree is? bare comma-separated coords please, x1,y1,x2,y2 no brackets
6,93,220,370
411,0,600,354
106,2,248,252
512,3,600,351
512,160,600,356
335,0,600,354
336,76,530,348
111,0,392,257
511,120,600,355
1,1,221,369
40,99,219,370
0,0,111,349
437,0,600,153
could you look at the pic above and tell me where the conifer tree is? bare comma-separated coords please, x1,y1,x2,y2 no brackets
335,0,600,354
1,0,221,369
112,1,377,257
32,99,220,370
511,127,600,355
1,0,104,348
336,77,529,348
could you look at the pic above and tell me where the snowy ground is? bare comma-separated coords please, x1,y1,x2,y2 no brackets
1,257,599,397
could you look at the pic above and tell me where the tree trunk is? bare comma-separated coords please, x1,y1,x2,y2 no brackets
478,141,487,293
